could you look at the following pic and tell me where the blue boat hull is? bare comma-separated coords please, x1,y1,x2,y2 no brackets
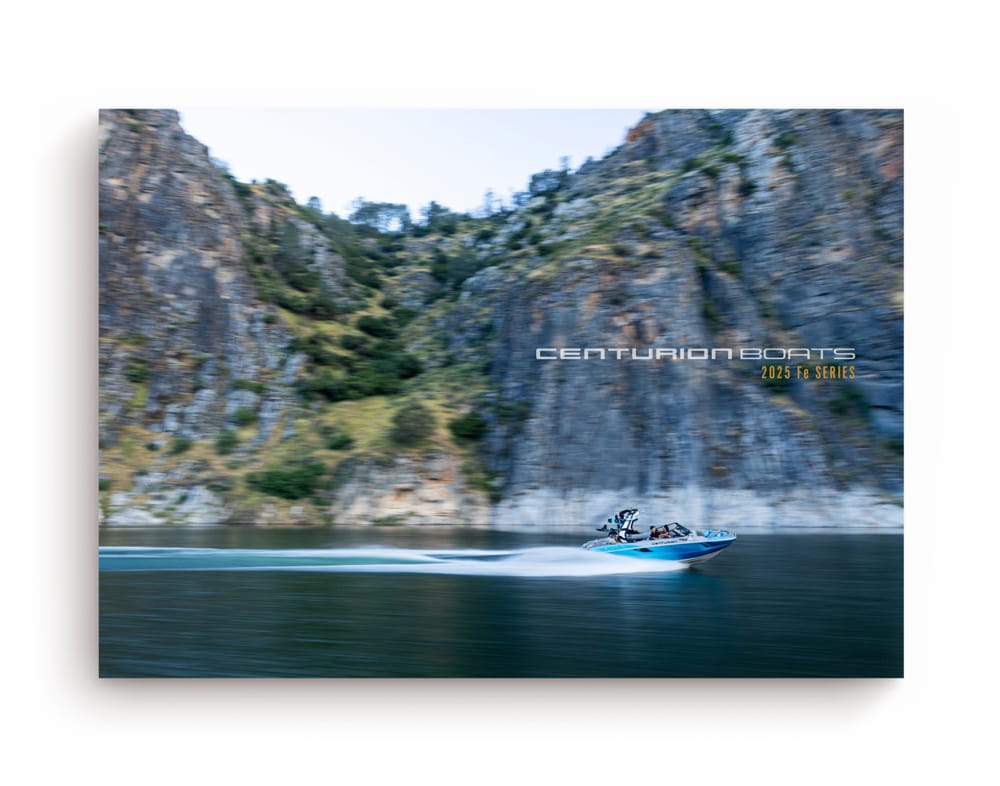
584,534,736,564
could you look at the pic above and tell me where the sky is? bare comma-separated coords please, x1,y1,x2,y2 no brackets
177,108,650,219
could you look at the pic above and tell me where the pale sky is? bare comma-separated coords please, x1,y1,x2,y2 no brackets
177,108,649,218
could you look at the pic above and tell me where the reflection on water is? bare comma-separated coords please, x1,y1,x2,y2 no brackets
99,528,902,678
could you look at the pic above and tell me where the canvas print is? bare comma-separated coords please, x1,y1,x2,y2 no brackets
99,108,903,677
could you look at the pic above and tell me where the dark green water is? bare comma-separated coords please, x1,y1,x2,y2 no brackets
99,528,902,678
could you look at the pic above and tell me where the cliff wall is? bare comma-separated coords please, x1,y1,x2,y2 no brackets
99,109,903,529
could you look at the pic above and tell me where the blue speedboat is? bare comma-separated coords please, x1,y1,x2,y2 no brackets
581,508,735,564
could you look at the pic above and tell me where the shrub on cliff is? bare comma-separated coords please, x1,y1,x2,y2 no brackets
169,436,193,455
394,353,422,379
448,411,487,441
233,378,266,395
390,401,435,446
829,382,868,417
246,459,326,500
306,289,337,319
290,333,341,367
344,252,382,289
324,429,354,450
357,315,397,339
345,361,404,398
340,333,370,354
298,370,349,402
125,357,150,383
233,407,258,427
215,430,238,455
429,248,480,290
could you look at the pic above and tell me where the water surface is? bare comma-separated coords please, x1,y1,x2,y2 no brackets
99,527,902,677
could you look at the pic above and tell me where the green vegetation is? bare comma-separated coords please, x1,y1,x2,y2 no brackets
233,407,258,427
168,436,193,455
390,400,435,446
291,332,342,367
701,163,720,180
356,315,397,339
527,167,570,198
342,360,402,398
299,369,349,402
125,356,150,383
296,325,422,402
774,131,798,149
373,514,407,526
246,459,326,500
344,253,382,290
829,382,868,417
394,353,423,379
263,178,288,197
245,232,340,317
215,430,238,455
349,199,412,233
494,400,531,423
216,161,254,213
429,247,482,290
718,257,741,277
233,378,266,395
243,206,396,316
702,300,722,330
339,333,369,353
322,426,355,450
415,201,462,236
129,383,148,410
448,411,488,441
688,235,711,264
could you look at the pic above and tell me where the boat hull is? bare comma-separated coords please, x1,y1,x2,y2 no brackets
583,534,736,564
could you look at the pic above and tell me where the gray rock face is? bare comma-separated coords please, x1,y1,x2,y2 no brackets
455,110,903,525
99,109,295,445
172,486,227,526
390,270,440,309
331,453,490,526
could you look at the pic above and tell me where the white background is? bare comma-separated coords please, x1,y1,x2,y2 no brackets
2,2,997,784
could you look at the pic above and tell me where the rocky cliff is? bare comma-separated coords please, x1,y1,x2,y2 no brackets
99,109,903,529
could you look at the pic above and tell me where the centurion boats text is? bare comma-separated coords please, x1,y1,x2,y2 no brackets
536,347,856,361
